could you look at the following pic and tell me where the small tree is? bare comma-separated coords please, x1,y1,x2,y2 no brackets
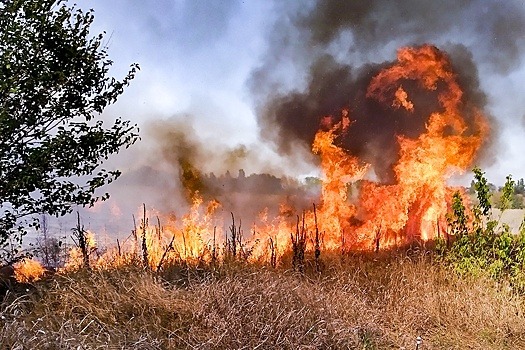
0,1,139,262
500,175,515,211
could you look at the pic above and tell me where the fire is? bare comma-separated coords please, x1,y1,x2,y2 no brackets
14,258,46,283
315,45,488,248
393,86,414,111
311,110,369,248
60,44,488,271
62,230,98,271
62,196,225,271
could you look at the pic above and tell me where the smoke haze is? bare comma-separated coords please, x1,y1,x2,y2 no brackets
250,0,524,181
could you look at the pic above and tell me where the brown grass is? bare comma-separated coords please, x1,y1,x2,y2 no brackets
1,254,525,349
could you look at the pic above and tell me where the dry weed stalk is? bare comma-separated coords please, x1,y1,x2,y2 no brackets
71,212,90,269
227,212,238,259
291,213,307,273
156,231,175,272
269,236,277,268
140,204,149,269
313,203,321,273
374,223,382,253
226,212,250,261
211,226,217,266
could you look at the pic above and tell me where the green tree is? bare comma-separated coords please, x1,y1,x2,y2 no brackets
515,178,525,195
0,0,139,262
500,175,515,211
447,191,469,237
512,195,524,209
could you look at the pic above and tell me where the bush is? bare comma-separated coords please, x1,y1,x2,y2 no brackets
442,168,525,290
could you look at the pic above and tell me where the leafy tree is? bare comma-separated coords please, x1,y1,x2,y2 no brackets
0,0,139,262
471,166,493,226
499,175,515,211
442,169,525,290
447,191,469,238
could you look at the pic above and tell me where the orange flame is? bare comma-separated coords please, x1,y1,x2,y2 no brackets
14,258,46,283
313,44,488,249
61,45,489,271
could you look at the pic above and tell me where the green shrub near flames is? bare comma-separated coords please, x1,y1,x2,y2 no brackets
439,167,525,290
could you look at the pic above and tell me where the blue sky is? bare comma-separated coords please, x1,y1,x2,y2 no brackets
75,0,525,186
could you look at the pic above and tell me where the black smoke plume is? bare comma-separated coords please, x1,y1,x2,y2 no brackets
251,0,522,181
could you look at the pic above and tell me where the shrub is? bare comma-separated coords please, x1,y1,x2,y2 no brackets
442,168,525,290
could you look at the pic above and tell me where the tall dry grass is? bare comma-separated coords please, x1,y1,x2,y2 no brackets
1,254,525,349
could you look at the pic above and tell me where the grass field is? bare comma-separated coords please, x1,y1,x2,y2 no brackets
1,251,525,349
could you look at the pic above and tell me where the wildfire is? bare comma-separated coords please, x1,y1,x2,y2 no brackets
315,45,488,248
60,44,488,271
311,110,369,248
14,258,46,283
62,230,98,271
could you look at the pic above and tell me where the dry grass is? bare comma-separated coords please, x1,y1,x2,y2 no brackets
1,254,525,349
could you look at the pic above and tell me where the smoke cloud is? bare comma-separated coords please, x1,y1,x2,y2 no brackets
251,0,523,181
302,0,525,74
139,117,317,221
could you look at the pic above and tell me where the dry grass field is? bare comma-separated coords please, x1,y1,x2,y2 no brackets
1,253,525,349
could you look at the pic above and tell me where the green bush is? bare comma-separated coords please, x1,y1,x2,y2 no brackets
441,168,525,290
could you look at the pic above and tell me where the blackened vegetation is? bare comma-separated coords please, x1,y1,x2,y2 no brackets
71,212,90,269
0,264,37,300
268,236,277,269
291,214,307,273
313,204,321,273
224,213,257,262
290,205,322,274
227,212,239,259
140,204,149,270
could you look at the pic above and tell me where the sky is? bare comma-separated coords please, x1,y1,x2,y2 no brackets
76,0,281,168
70,0,525,211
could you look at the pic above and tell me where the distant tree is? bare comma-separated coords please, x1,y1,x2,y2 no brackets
468,180,477,195
0,1,139,262
515,178,525,195
512,195,524,209
35,214,64,268
304,176,322,188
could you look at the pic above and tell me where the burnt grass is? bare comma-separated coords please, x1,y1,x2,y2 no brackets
1,250,525,349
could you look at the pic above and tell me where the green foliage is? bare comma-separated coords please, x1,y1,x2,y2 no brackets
500,175,515,211
512,195,524,209
303,176,322,188
473,174,524,209
441,168,525,290
0,1,139,262
472,166,492,217
446,191,469,237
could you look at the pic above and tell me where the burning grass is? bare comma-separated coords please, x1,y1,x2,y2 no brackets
2,253,525,349
0,43,516,348
13,258,46,284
